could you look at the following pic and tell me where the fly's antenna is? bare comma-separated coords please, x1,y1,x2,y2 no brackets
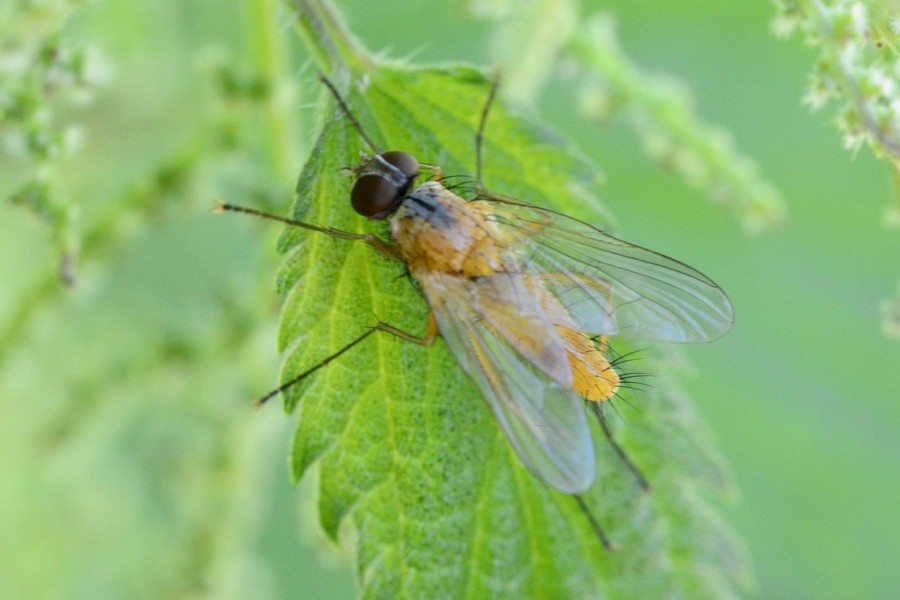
317,73,382,154
475,73,502,190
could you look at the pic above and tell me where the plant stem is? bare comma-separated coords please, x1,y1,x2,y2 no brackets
283,0,371,75
249,0,301,182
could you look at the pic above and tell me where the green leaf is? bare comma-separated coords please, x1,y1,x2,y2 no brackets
276,64,747,599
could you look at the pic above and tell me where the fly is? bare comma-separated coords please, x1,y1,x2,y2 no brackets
217,73,734,550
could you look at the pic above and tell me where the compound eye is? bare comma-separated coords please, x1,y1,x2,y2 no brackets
380,151,420,180
351,174,400,218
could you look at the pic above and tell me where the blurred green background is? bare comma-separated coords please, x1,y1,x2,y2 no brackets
2,1,898,599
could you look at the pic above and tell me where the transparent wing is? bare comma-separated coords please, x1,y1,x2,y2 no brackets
421,271,596,494
481,199,735,342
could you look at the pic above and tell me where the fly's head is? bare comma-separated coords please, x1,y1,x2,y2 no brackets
349,151,420,220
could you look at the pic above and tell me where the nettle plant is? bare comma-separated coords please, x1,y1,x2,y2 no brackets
1,0,769,598
12,0,898,598
258,1,760,598
773,0,900,337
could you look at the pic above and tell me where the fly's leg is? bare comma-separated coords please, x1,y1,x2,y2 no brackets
587,334,652,492
589,400,652,492
475,74,502,192
317,73,382,154
254,328,378,407
372,312,439,346
253,314,439,408
317,73,446,188
573,495,615,552
470,76,541,208
214,200,401,261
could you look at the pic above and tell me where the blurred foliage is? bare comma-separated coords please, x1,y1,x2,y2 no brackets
469,0,785,233
567,15,785,234
1,0,99,285
773,0,900,161
773,0,900,322
1,1,898,599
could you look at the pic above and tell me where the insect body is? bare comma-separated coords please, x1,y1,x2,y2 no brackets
388,179,626,493
219,73,733,501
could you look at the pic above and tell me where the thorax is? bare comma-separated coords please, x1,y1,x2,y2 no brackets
390,181,502,278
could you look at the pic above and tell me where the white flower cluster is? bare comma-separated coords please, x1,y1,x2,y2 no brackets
775,0,900,339
774,0,900,159
0,0,108,285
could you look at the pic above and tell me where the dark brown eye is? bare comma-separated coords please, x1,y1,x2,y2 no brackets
350,151,421,219
380,151,419,180
351,174,400,218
